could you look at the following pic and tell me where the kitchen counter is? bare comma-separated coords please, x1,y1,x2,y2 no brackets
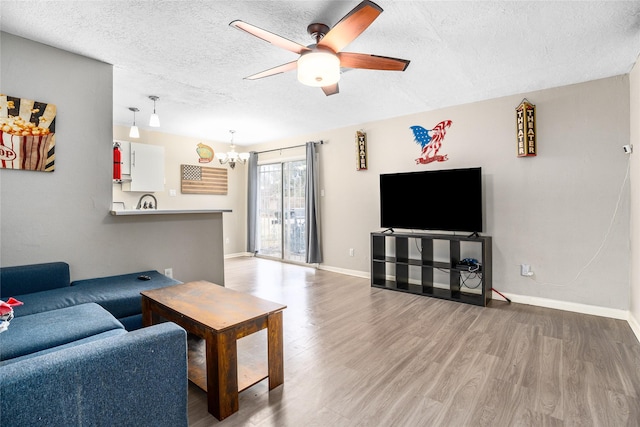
110,209,232,216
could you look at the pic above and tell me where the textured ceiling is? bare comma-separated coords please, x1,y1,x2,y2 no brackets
2,1,640,145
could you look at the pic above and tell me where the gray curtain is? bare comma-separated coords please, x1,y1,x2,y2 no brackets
246,151,258,254
305,142,322,263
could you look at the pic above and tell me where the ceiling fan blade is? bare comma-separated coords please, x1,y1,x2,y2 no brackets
245,61,298,80
317,0,383,53
322,83,339,96
338,52,410,71
230,20,311,55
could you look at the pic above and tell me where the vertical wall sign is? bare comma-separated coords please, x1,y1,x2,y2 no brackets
0,95,57,172
410,120,452,165
516,99,536,157
356,130,367,170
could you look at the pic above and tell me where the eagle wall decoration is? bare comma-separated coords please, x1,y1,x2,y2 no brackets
410,120,452,165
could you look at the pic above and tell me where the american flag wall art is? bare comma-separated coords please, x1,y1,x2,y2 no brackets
181,164,228,195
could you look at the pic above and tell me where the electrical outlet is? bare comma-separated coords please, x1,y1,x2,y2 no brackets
164,268,173,278
349,248,355,257
520,264,533,277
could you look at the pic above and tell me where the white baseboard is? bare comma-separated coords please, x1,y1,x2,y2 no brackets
492,291,629,320
224,252,253,259
318,267,630,320
629,312,640,343
317,265,370,279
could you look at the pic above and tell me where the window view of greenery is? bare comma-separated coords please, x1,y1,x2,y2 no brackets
257,160,306,263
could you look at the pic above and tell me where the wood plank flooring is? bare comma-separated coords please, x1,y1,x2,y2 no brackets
187,257,640,426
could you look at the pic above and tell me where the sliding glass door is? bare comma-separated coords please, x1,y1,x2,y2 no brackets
257,160,306,262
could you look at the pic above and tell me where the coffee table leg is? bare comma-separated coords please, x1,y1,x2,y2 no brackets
141,297,158,327
267,311,284,390
206,328,238,420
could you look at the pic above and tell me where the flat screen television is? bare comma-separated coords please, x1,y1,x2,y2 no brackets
380,167,483,233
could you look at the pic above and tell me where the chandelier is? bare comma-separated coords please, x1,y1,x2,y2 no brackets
217,130,249,169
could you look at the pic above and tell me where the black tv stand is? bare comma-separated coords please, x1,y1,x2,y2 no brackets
370,231,492,307
467,231,480,239
381,228,395,234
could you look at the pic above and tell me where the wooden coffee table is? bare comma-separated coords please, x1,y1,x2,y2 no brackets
141,280,287,420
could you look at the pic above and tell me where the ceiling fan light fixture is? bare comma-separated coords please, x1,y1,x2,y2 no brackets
297,51,340,87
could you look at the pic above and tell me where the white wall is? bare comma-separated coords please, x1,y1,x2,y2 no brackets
112,125,247,256
0,33,226,285
249,76,631,311
629,58,640,336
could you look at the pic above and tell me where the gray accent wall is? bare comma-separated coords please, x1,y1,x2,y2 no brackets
250,76,632,311
0,33,225,285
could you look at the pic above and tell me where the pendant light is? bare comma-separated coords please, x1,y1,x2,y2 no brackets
128,107,140,138
148,95,160,127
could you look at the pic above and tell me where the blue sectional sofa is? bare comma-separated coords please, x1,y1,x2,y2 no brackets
0,262,189,427
1,261,182,330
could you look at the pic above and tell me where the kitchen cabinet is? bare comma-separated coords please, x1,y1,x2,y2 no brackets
120,142,165,192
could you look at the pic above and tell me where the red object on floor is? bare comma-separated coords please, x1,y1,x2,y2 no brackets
491,288,511,303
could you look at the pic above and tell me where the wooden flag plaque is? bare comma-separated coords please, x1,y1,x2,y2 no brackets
181,164,228,195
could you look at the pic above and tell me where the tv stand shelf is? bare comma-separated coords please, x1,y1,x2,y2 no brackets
370,232,492,307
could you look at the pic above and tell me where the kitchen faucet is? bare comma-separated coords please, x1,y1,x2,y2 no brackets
136,194,157,210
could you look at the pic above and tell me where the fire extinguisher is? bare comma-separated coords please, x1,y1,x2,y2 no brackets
113,143,122,180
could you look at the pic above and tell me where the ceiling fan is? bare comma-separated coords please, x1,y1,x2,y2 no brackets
230,0,410,96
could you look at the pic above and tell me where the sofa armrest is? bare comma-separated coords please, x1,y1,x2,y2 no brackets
0,322,188,427
0,262,70,298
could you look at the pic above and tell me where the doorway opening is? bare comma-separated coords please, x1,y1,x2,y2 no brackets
256,160,306,263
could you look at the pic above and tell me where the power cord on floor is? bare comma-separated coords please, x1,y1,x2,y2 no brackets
491,288,511,303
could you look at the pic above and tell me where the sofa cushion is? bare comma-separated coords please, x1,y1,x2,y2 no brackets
0,303,124,361
11,270,180,319
11,286,100,317
0,262,70,298
0,329,127,367
70,270,181,318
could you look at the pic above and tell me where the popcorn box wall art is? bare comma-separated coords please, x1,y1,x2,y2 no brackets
0,95,57,172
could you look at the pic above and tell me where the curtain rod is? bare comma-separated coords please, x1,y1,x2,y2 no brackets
255,140,324,155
